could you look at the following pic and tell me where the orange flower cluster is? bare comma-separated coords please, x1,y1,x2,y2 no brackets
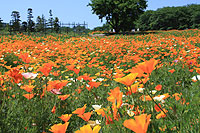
0,30,199,132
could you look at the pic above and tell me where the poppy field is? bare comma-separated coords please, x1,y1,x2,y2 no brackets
0,29,200,132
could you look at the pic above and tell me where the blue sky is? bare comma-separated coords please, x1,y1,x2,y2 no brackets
0,0,200,29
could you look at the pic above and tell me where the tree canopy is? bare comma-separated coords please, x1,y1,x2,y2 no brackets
27,8,35,32
136,4,200,31
0,18,3,30
6,9,61,33
10,11,21,32
88,0,147,33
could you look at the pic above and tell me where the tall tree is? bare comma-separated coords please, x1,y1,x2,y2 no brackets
36,16,43,32
11,11,21,32
88,0,147,33
48,9,54,32
135,10,154,31
36,15,46,32
0,18,3,31
191,11,200,28
21,21,27,32
42,15,47,32
188,4,200,28
53,17,60,33
27,8,35,32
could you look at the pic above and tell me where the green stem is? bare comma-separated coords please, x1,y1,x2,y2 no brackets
145,89,179,131
0,91,6,112
146,90,171,120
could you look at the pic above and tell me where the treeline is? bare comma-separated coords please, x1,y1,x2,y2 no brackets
136,4,200,31
0,8,89,34
5,8,60,33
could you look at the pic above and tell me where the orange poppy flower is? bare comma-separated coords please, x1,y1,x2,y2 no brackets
18,53,31,63
21,85,35,93
111,104,120,121
156,109,168,119
155,85,162,91
125,83,138,95
154,103,162,112
58,94,70,100
58,114,72,122
7,68,23,83
123,114,151,133
173,93,181,101
77,74,93,81
23,93,35,100
47,80,68,91
115,73,138,87
72,104,87,115
88,81,101,89
66,64,75,71
189,69,193,72
73,68,80,75
140,95,152,101
128,67,144,77
75,88,82,94
75,124,101,133
168,69,175,73
51,71,60,76
38,63,54,77
105,115,114,125
78,111,93,121
51,105,56,114
137,58,158,74
49,122,69,133
172,93,188,105
107,87,123,108
95,108,106,116
103,84,110,87
194,68,200,74
0,76,3,86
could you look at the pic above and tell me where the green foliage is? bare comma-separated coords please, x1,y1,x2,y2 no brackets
10,11,21,32
35,15,46,32
135,10,154,31
53,17,59,33
48,9,54,32
27,20,35,32
0,18,3,31
88,0,147,33
27,8,35,32
136,4,200,31
21,21,28,32
145,62,199,132
93,23,111,32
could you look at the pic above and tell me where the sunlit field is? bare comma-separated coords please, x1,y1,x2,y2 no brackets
0,29,200,132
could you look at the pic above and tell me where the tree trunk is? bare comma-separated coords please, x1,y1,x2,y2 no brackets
114,28,120,33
